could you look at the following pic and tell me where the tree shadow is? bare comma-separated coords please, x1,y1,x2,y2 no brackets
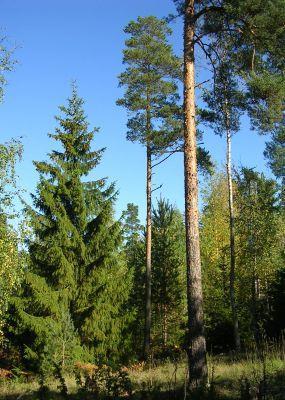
0,388,235,400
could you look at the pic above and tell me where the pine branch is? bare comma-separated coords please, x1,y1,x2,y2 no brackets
151,184,163,193
151,147,183,169
195,79,211,89
193,6,225,22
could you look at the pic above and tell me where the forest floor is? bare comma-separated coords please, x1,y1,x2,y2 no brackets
0,353,285,399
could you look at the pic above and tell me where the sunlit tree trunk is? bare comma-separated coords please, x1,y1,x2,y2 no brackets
144,141,152,358
183,0,207,388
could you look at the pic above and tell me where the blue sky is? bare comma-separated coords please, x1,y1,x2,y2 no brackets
0,0,271,222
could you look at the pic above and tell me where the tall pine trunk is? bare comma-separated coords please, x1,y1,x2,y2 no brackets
226,123,241,351
183,0,207,388
144,145,152,359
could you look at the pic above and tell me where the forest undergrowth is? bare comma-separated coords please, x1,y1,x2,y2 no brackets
1,343,285,400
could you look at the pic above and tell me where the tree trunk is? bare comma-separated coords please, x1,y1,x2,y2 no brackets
144,145,152,359
163,304,168,347
251,254,260,344
226,126,241,352
183,0,207,388
248,181,260,344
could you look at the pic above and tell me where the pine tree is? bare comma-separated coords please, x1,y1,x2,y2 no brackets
173,0,285,387
264,125,285,207
17,86,131,370
117,16,182,359
180,0,209,386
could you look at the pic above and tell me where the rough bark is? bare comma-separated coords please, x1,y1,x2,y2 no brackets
226,123,241,351
144,145,152,359
183,0,208,388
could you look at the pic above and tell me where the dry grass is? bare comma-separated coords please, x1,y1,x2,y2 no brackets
0,353,284,399
0,375,77,399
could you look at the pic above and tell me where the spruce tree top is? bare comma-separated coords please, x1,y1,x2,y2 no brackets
37,84,103,179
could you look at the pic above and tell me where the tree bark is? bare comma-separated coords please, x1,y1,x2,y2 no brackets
183,0,207,388
144,145,152,359
226,125,241,352
251,254,260,344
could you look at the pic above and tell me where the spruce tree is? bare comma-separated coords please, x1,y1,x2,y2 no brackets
151,199,186,348
122,200,186,356
121,204,145,358
122,203,143,249
17,86,131,370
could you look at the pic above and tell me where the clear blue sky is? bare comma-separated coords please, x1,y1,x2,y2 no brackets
0,0,272,222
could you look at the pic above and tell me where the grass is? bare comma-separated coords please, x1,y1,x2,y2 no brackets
208,355,285,399
0,353,285,399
